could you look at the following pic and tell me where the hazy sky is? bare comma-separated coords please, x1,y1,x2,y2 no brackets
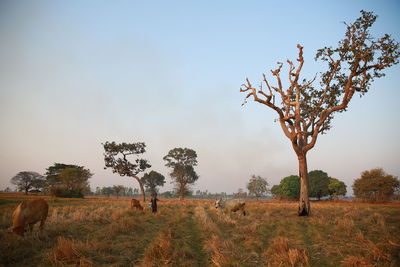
1,0,399,195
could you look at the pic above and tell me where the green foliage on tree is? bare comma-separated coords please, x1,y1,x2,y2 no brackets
103,141,151,201
163,148,198,200
241,10,400,216
10,171,46,195
47,166,92,198
328,178,347,199
270,185,282,198
45,163,83,186
247,175,269,199
353,168,399,202
171,165,198,200
309,170,330,200
142,170,166,196
279,175,300,199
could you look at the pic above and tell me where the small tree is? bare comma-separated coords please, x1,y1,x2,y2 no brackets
270,185,282,199
142,171,166,196
247,175,269,199
328,178,347,199
163,148,198,200
171,165,198,200
240,11,400,216
103,141,151,201
309,170,330,200
10,171,45,195
101,186,114,197
279,175,300,200
353,168,399,202
113,185,125,199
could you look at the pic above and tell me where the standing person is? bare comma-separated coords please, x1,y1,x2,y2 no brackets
150,193,159,213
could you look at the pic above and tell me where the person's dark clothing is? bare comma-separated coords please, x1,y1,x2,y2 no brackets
150,197,159,213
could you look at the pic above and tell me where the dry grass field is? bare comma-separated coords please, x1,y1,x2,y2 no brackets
0,193,399,267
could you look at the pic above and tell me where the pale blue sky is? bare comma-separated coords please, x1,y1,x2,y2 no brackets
1,0,399,194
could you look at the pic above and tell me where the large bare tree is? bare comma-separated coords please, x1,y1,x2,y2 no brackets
240,11,399,216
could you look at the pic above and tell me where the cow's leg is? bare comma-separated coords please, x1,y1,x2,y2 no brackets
39,219,46,231
28,223,35,232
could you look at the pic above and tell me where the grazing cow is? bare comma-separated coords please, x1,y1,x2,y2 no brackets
12,199,49,235
130,199,144,211
215,198,247,216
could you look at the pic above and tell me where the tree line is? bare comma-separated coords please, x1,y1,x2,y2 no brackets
9,160,399,202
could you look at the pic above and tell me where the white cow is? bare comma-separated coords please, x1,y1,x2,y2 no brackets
215,198,247,216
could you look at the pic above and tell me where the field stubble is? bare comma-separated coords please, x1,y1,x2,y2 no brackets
0,194,399,266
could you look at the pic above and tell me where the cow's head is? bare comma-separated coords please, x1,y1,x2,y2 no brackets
12,226,26,236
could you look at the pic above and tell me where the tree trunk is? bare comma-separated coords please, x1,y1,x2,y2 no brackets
179,182,186,201
298,153,311,216
133,176,146,202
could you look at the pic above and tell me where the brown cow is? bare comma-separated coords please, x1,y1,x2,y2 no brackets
12,199,49,235
130,199,143,211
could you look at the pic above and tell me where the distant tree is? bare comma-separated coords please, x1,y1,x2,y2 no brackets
133,188,139,196
234,188,248,198
163,148,198,200
46,163,83,187
309,170,330,200
142,171,166,196
328,178,347,199
103,141,151,201
101,186,114,197
353,168,399,202
30,178,47,192
95,186,101,195
49,167,92,198
113,185,125,199
270,185,282,198
247,175,269,199
240,11,400,216
4,187,12,192
160,191,175,198
10,171,45,195
126,187,133,197
171,165,198,200
279,175,300,200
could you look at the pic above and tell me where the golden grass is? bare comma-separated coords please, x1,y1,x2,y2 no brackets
139,230,174,266
263,236,309,267
0,193,399,266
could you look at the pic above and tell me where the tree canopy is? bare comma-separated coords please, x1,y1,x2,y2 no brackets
45,163,84,187
308,170,330,200
272,171,347,200
353,168,399,202
163,148,198,168
247,175,269,199
164,147,198,200
46,164,92,198
328,178,347,199
279,175,300,199
103,141,151,201
10,171,45,195
142,170,166,196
